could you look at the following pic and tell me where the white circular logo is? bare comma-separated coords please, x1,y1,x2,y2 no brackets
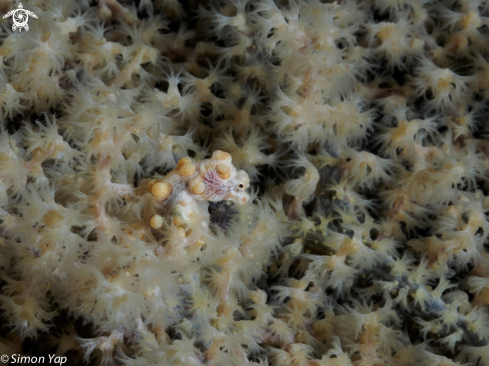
3,3,38,32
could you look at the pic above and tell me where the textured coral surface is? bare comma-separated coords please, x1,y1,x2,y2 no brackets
1,0,489,365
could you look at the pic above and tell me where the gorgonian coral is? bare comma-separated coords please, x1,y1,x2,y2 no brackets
0,0,489,365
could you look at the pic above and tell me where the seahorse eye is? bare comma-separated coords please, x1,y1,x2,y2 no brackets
239,184,244,188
